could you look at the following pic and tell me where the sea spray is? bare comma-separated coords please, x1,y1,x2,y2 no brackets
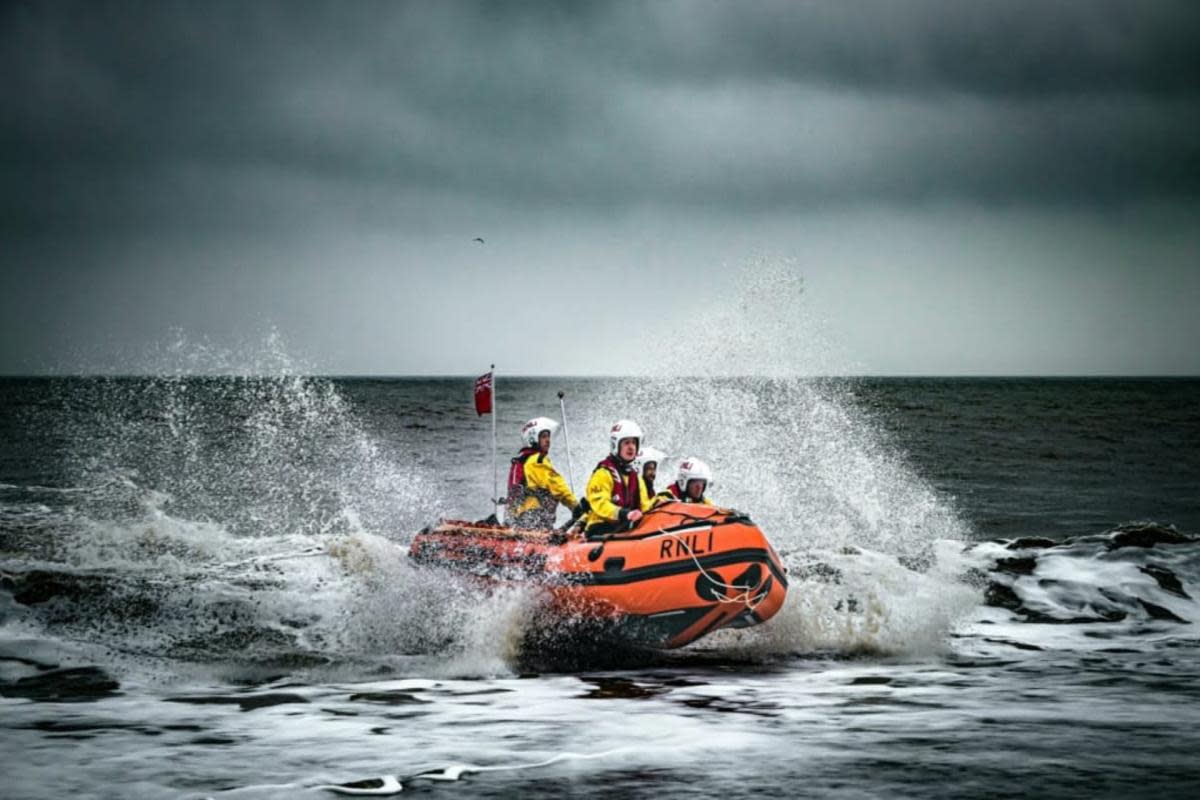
1,334,455,674
567,260,979,655
4,281,981,672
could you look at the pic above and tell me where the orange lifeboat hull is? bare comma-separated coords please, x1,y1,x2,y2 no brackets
408,502,788,649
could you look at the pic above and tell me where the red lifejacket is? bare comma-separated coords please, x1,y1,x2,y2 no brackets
506,447,541,506
657,482,706,504
596,456,642,510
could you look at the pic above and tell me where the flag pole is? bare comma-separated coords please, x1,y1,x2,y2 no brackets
491,364,498,512
557,390,576,495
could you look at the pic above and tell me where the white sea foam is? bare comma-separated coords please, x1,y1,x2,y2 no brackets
708,540,981,657
957,533,1200,655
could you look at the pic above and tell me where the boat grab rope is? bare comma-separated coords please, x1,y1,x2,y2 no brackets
594,505,771,611
657,529,770,612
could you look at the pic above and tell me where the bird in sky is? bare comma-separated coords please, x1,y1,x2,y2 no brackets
473,237,485,244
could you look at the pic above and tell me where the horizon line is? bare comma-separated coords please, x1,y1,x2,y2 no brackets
2,372,1198,380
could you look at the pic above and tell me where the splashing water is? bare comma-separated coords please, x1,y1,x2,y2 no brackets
1,333,512,678
561,260,978,656
4,317,1198,800
2,270,983,676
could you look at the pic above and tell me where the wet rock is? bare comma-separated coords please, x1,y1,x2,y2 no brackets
1004,537,1057,550
984,582,1023,611
1107,523,1195,550
1084,588,1136,624
985,582,1127,624
993,557,1038,577
1139,565,1191,599
1,666,121,702
1137,599,1189,624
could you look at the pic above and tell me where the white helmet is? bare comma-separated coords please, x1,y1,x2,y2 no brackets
675,457,713,492
521,417,559,448
633,446,666,471
608,419,644,457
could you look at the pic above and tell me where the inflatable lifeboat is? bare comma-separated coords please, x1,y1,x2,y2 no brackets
408,502,788,649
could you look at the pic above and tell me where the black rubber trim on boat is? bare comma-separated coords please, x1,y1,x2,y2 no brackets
690,608,734,641
562,547,788,589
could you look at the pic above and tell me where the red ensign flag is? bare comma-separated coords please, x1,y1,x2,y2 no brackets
474,371,493,416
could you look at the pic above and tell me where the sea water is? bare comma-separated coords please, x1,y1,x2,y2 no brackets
2,369,1198,799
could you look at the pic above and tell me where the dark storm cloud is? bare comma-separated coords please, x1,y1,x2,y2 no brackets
3,0,1200,237
625,0,1200,97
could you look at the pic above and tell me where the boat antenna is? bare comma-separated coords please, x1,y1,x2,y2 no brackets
557,390,576,495
491,365,500,515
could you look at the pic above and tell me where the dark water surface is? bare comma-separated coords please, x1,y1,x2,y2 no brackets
2,376,1198,799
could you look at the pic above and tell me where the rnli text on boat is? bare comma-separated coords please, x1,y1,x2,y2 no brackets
659,530,714,559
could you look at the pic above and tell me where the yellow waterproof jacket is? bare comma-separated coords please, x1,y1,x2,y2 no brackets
651,485,714,509
509,453,578,527
583,460,652,533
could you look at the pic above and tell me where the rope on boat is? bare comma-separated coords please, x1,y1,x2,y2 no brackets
658,529,770,612
586,505,770,612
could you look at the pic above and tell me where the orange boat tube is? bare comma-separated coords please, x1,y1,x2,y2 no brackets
408,502,788,649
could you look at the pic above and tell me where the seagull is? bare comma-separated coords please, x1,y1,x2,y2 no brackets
473,237,484,244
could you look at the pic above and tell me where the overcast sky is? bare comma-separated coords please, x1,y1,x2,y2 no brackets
2,1,1198,375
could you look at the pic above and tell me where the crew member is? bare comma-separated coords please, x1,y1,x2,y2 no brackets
653,457,715,506
633,446,666,496
583,419,653,537
506,417,579,529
